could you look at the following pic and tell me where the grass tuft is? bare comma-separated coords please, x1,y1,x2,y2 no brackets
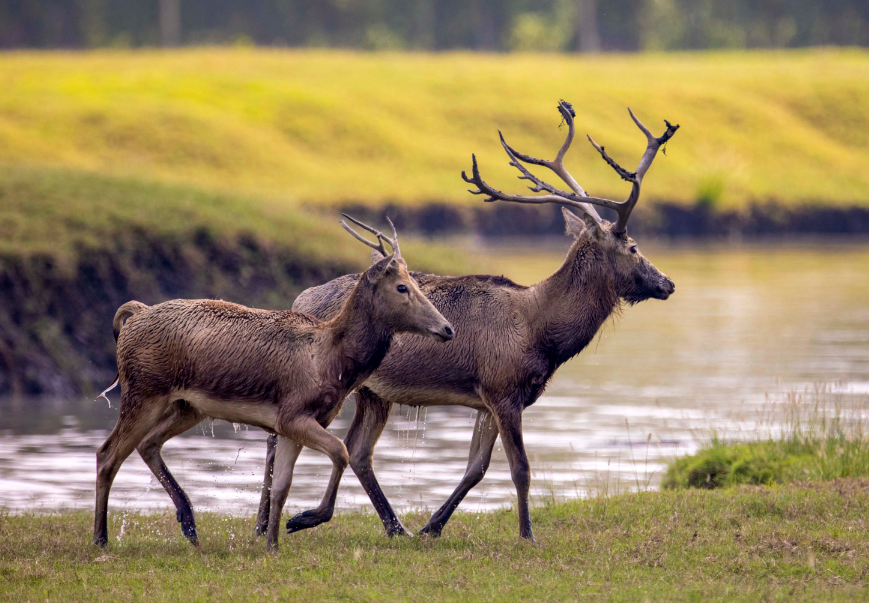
665,385,869,489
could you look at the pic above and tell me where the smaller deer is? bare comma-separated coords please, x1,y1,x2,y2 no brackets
93,217,454,552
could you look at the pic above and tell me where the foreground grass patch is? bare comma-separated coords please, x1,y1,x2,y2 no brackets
2,483,869,601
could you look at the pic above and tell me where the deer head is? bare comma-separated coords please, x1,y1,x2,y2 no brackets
341,214,455,341
462,101,678,304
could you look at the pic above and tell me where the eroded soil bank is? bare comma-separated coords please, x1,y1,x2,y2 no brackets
0,230,353,396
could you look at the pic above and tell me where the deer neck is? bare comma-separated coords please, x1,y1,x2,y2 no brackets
324,280,394,389
528,239,620,364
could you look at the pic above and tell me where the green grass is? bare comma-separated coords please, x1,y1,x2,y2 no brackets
0,164,472,276
665,387,869,490
1,48,869,214
3,483,869,601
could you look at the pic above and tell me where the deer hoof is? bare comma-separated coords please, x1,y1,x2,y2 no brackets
286,509,327,533
418,524,443,538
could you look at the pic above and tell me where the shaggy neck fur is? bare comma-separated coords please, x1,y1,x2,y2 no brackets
530,235,621,366
324,276,394,389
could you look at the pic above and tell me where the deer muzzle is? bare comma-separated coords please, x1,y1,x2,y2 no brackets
655,275,676,300
429,322,455,342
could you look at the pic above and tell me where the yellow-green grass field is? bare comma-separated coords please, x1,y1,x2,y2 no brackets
1,48,868,218
0,164,469,276
3,482,869,602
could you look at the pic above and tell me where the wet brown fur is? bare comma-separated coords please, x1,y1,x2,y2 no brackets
93,254,453,552
256,209,675,540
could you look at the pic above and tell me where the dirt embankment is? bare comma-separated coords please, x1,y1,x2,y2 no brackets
0,229,353,397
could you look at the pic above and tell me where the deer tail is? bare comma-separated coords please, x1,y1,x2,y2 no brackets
112,300,148,342
97,301,148,405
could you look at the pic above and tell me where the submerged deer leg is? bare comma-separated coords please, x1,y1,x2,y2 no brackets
344,388,412,537
254,433,278,536
419,410,498,537
136,400,204,544
94,393,170,547
264,435,303,552
492,406,534,542
282,417,350,538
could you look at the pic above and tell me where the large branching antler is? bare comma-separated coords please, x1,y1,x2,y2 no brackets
462,101,680,235
340,214,401,258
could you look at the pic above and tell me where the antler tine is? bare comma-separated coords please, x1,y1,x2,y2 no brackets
497,101,602,221
340,213,390,257
584,108,680,233
461,154,595,213
384,216,401,259
630,108,679,182
462,102,679,235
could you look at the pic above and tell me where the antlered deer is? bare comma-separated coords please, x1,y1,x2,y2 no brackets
254,101,679,541
93,217,454,551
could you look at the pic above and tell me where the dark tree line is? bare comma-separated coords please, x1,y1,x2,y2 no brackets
1,0,867,51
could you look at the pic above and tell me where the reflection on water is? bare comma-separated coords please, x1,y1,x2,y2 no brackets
1,242,868,519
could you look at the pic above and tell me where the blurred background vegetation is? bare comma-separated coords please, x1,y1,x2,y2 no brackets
2,0,868,52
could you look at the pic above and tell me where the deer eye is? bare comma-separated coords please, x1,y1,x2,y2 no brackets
630,246,638,255
397,284,408,293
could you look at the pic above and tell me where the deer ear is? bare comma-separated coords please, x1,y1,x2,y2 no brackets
562,208,585,238
370,248,387,265
582,212,603,240
366,255,399,283
562,207,587,239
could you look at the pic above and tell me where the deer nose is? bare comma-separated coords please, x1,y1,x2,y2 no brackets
659,276,675,298
442,325,454,340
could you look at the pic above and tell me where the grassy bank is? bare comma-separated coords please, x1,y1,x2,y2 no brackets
1,48,869,212
0,164,468,269
2,482,868,601
665,386,869,490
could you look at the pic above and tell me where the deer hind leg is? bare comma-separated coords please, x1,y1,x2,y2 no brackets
419,409,498,537
253,433,278,537
136,399,204,545
281,417,349,537
264,435,303,552
94,392,170,547
344,388,412,537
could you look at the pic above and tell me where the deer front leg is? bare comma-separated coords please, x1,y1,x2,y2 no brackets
254,433,278,537
419,409,498,537
344,388,412,537
493,407,535,542
264,436,303,552
279,417,350,538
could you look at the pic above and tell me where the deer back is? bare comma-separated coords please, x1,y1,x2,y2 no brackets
117,299,327,404
294,270,547,405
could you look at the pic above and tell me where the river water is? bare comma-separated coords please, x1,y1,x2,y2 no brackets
1,241,868,522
